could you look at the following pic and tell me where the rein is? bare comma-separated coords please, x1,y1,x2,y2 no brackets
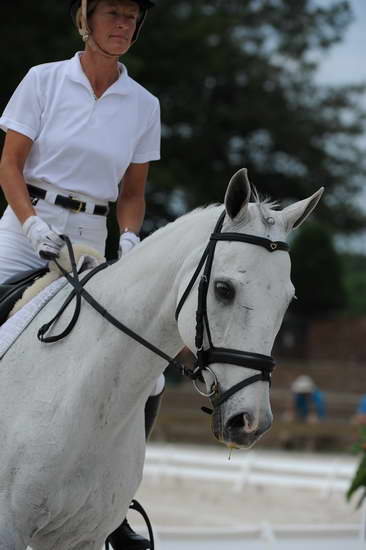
37,238,191,379
37,210,289,414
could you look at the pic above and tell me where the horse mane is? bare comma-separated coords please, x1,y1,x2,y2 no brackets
140,204,221,246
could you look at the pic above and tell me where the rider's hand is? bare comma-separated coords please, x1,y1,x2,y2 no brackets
118,230,140,258
22,216,64,260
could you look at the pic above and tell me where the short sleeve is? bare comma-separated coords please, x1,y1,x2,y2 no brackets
131,98,161,163
0,68,42,141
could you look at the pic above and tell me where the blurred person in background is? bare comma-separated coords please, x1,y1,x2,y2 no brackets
291,375,326,423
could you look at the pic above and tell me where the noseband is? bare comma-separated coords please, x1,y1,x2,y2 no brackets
175,210,289,410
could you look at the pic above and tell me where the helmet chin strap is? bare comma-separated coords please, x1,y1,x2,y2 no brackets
87,35,122,59
78,0,90,41
78,0,122,59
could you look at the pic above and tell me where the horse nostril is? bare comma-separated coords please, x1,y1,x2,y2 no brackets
227,413,246,430
227,412,258,433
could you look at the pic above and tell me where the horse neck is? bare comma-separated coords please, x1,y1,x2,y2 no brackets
100,206,222,360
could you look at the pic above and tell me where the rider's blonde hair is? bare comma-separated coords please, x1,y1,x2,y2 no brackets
75,0,99,41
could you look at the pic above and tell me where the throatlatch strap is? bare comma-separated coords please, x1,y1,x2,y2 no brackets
175,243,210,321
175,210,226,322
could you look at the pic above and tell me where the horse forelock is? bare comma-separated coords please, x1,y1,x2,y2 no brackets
250,186,279,211
249,187,281,226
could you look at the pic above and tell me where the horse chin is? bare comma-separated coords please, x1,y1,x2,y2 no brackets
222,427,265,449
211,408,273,449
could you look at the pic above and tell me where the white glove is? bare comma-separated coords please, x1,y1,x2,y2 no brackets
118,231,140,258
22,216,64,260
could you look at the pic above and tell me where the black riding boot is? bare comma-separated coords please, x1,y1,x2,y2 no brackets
105,391,163,550
144,390,163,440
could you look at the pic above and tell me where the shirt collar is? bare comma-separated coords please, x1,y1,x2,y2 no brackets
66,51,132,96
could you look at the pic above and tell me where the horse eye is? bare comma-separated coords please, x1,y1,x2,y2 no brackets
214,281,235,302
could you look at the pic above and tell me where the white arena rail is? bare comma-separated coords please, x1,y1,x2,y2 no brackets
144,444,356,494
152,524,366,550
142,444,366,549
28,444,365,550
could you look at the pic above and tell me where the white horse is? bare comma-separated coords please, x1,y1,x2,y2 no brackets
0,169,322,550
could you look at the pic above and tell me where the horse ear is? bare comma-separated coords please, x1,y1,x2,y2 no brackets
282,187,324,231
224,168,251,221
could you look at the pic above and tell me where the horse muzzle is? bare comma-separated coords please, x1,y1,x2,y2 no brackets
212,408,273,449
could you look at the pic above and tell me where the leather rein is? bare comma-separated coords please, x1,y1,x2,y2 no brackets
37,210,289,414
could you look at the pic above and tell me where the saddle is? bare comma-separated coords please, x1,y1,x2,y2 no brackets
0,268,48,326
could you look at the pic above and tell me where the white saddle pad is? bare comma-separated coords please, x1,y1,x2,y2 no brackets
0,252,104,359
0,277,67,359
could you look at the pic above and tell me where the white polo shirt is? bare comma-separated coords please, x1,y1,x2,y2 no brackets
0,52,161,202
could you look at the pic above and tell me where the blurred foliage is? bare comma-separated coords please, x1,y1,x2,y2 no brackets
1,0,366,239
1,1,366,275
129,0,366,234
347,426,366,509
290,220,346,317
340,252,366,315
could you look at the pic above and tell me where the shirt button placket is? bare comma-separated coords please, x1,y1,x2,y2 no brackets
89,94,98,127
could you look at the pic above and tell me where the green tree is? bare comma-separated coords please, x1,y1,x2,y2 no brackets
290,220,346,317
129,0,366,233
340,252,366,315
0,0,80,211
1,1,365,240
347,426,366,509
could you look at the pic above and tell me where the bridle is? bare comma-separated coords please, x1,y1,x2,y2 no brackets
175,210,289,411
37,209,289,414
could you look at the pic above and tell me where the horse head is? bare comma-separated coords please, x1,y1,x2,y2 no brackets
177,168,323,449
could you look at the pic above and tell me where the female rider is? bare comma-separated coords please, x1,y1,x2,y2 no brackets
0,1,163,548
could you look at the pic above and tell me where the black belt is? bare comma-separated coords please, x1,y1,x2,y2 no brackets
27,184,109,216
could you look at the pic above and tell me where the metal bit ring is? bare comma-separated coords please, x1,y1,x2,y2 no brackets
193,366,218,398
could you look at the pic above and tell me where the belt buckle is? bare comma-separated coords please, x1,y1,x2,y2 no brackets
69,194,83,214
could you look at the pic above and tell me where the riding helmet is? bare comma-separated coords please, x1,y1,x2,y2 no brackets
69,0,155,43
